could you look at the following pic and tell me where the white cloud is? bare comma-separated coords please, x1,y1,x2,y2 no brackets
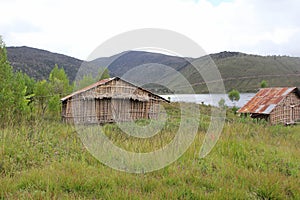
0,0,300,59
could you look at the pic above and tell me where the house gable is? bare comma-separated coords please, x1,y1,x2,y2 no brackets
61,77,168,103
269,91,300,124
61,77,168,124
238,87,297,114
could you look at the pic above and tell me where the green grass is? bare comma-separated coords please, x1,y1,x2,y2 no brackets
0,103,299,199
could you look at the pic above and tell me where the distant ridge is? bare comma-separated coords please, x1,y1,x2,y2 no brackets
6,46,300,93
7,46,83,81
210,51,247,59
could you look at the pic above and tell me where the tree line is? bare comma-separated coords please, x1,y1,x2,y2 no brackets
0,37,109,126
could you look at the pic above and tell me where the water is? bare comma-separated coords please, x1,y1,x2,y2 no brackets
160,93,256,108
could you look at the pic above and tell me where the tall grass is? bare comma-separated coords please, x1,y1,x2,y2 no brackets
0,104,299,199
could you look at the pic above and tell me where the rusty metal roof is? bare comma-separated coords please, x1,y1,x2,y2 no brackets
61,77,169,102
238,87,298,114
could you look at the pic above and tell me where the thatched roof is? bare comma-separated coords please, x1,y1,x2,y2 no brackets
61,77,169,102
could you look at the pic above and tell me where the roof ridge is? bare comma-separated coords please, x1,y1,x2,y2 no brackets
60,76,168,102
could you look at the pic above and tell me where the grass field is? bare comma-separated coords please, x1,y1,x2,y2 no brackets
0,103,299,199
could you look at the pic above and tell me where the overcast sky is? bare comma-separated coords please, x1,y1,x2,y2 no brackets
1,0,300,59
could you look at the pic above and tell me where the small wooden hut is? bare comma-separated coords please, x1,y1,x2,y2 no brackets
238,87,300,125
61,77,169,124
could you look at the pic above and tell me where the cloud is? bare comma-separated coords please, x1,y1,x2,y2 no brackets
206,0,234,6
0,0,300,59
0,20,40,34
0,19,41,45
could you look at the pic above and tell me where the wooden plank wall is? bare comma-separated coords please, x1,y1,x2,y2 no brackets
270,92,300,124
62,79,164,124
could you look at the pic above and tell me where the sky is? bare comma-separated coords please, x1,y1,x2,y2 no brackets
1,0,300,59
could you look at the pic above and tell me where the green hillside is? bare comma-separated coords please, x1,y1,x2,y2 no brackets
7,46,83,81
6,47,300,93
171,52,300,93
213,53,300,92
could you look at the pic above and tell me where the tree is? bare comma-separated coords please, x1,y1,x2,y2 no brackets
228,89,240,114
46,65,72,119
49,64,72,96
0,37,12,80
228,89,240,103
0,36,29,123
12,71,32,115
48,94,61,119
218,98,226,109
74,68,110,91
34,80,50,117
19,72,36,118
75,74,95,90
0,37,13,93
97,67,110,81
22,73,36,96
260,80,268,88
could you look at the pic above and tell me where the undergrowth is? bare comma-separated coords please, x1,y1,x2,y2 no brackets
0,103,299,199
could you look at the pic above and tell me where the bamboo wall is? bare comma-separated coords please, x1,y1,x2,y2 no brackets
61,79,164,124
269,92,300,125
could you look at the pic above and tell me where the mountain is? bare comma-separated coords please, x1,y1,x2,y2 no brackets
6,46,300,93
213,53,300,92
90,51,193,76
172,52,300,93
6,47,192,81
6,46,83,81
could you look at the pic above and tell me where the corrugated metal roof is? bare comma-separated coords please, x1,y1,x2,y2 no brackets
238,87,297,114
60,77,169,102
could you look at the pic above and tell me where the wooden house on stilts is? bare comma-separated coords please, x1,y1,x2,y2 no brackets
61,77,168,124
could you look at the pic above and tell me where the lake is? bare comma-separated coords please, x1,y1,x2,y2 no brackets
160,93,256,108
